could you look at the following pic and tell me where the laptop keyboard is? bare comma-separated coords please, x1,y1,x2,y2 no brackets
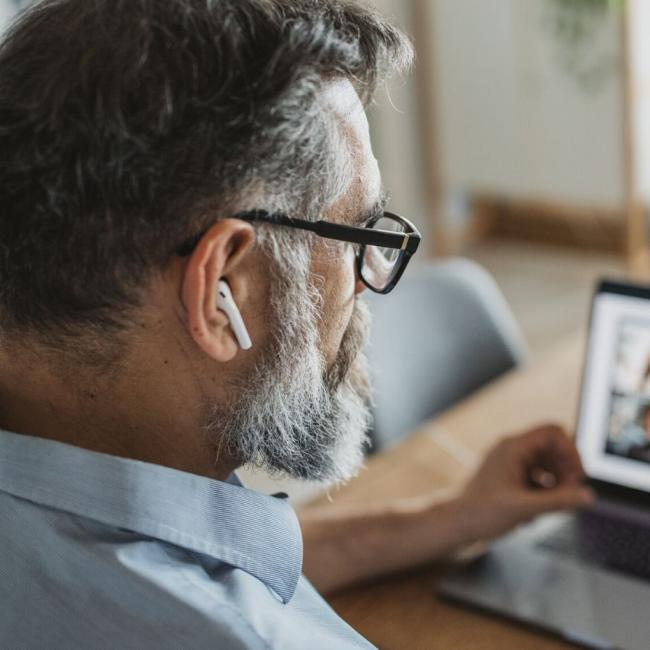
537,509,650,582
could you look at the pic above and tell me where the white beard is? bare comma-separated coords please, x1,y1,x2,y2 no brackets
203,258,372,485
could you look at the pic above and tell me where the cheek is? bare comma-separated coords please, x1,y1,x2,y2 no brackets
340,245,357,295
321,247,357,363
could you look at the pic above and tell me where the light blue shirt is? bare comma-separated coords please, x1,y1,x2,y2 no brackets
0,429,374,649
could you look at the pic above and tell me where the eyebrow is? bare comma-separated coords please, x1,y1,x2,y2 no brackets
353,190,389,226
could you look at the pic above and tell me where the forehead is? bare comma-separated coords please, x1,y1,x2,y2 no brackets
321,79,368,135
321,80,381,219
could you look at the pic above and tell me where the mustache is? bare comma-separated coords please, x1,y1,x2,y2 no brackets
325,298,371,394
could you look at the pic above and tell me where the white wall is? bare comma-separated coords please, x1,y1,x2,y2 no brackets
429,0,625,210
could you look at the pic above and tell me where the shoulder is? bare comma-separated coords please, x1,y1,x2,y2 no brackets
0,494,372,649
0,495,270,649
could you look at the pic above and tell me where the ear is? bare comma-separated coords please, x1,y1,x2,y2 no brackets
180,218,256,361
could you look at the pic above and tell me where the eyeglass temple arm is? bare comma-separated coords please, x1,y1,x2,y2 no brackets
236,211,420,253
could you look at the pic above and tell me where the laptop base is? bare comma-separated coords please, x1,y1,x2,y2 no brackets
438,512,650,650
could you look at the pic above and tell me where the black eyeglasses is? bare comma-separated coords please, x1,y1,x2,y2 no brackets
176,209,421,294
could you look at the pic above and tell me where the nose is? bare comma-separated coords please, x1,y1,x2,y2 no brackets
347,244,367,295
354,266,367,295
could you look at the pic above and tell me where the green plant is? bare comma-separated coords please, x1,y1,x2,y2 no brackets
546,0,625,92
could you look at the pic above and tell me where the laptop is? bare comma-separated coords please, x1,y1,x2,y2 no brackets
438,280,650,650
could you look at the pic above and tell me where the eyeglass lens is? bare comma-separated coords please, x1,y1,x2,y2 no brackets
360,215,406,291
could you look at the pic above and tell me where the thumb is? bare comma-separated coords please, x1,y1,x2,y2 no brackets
519,485,595,519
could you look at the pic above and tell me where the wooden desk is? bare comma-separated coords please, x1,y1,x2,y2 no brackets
323,332,586,649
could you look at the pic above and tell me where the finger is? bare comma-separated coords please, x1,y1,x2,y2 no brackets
507,424,567,461
520,425,585,482
545,434,585,484
519,485,595,520
529,467,558,488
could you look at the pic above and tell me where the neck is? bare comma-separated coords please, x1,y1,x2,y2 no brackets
0,346,238,481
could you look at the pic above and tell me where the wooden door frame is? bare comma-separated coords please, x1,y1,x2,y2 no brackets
622,0,650,277
410,0,447,258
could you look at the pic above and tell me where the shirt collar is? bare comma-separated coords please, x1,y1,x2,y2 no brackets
0,429,302,603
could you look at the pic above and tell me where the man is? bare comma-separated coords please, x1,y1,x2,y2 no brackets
620,402,650,463
0,1,593,648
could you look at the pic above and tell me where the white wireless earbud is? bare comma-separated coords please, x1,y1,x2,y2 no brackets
216,280,252,351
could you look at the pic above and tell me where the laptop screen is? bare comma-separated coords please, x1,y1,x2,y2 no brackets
577,282,650,493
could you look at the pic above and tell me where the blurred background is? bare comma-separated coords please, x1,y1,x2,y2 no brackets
369,0,647,357
3,0,650,497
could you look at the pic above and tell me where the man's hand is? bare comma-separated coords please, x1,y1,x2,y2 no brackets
455,424,595,543
301,424,595,594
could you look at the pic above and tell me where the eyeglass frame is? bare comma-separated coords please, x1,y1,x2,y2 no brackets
176,209,421,294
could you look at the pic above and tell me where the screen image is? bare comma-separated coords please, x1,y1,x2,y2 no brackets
604,319,650,465
577,289,650,493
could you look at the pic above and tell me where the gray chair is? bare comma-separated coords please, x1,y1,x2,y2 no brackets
364,258,528,451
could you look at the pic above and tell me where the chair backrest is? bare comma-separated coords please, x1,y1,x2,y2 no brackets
364,258,528,451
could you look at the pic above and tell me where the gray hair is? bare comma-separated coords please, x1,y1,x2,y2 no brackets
0,0,413,353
